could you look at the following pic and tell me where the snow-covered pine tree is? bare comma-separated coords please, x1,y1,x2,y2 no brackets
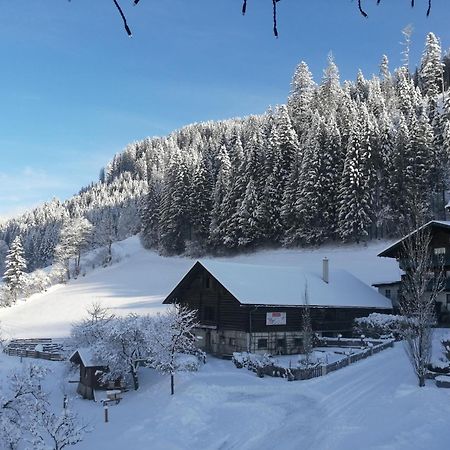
288,61,316,137
274,104,300,185
419,32,443,101
209,145,232,250
290,112,323,245
337,104,374,243
319,53,342,115
3,236,27,303
405,103,435,219
237,178,262,248
159,150,191,255
140,172,163,250
188,154,212,254
258,125,284,242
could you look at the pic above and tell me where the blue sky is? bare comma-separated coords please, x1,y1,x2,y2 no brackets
0,0,449,219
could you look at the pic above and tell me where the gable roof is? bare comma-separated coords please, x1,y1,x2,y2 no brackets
164,260,392,309
378,220,450,258
69,348,107,368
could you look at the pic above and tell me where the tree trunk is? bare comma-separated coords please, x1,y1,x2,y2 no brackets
131,367,139,390
171,373,174,395
419,374,425,387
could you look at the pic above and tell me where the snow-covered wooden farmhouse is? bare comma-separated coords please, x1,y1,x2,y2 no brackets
378,220,450,323
163,260,392,357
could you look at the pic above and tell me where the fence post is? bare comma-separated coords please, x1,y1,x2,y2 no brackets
104,402,109,423
321,365,327,377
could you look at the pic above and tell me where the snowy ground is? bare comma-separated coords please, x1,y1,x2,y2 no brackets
1,332,449,450
1,236,449,449
0,236,400,339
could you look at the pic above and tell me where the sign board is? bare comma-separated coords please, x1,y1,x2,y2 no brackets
266,312,286,326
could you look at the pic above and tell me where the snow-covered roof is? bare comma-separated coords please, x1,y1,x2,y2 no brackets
378,220,450,258
69,348,107,368
197,260,392,309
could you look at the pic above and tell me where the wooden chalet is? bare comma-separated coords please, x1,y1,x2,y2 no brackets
378,220,450,321
69,349,119,400
163,259,392,357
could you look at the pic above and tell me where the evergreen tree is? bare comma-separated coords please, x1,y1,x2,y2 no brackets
159,151,191,255
338,105,374,243
288,61,316,137
237,178,262,248
188,154,212,252
3,237,27,303
420,32,443,100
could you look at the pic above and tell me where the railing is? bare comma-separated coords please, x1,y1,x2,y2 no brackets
234,339,395,382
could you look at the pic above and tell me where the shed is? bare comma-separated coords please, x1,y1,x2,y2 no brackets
69,349,109,400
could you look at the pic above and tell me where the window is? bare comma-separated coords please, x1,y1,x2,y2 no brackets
203,306,215,321
446,294,450,306
257,338,268,349
277,338,285,348
294,338,303,347
385,289,391,299
204,276,211,289
228,338,236,346
434,247,446,255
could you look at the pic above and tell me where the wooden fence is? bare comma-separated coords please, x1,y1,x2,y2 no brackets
3,338,66,361
239,339,395,381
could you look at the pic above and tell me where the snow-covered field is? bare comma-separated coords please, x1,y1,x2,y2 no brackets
1,236,450,449
0,236,400,339
1,333,450,450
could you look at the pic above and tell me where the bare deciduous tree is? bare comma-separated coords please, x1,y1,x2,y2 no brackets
301,283,313,366
400,222,443,387
109,0,433,37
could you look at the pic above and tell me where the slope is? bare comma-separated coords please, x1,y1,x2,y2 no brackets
0,236,400,339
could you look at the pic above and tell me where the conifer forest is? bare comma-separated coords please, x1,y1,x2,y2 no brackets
1,32,450,270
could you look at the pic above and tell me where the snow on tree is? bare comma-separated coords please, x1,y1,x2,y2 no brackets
159,150,192,255
419,32,443,101
91,314,151,390
288,61,316,137
237,178,262,248
0,363,87,449
301,283,313,366
400,220,444,387
187,154,212,254
53,217,93,280
3,236,27,303
0,240,8,279
0,33,449,264
148,304,203,395
338,104,374,243
140,174,163,250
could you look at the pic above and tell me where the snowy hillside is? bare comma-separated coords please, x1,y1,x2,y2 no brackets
0,236,400,339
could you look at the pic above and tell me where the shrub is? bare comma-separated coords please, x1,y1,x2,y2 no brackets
354,313,409,340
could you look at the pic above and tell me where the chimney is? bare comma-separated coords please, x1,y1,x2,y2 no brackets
323,257,329,284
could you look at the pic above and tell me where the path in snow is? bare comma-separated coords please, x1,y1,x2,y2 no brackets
70,340,450,450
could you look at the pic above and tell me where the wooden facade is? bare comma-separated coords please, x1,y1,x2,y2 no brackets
378,221,450,321
163,262,391,356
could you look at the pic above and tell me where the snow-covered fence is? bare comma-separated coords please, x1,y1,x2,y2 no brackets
233,339,394,381
3,338,66,361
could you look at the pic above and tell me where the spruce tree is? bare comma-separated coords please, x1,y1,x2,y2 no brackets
3,236,27,303
338,104,374,243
